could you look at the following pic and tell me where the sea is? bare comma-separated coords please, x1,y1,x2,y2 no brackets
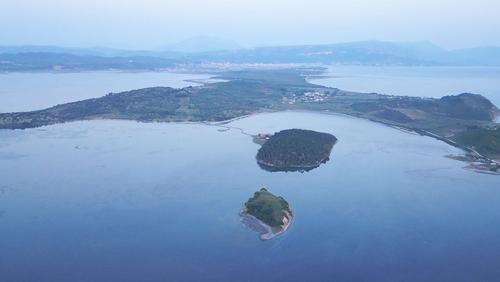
309,65,500,108
1,69,499,281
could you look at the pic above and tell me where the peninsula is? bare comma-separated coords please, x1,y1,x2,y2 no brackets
0,69,498,171
256,129,337,172
240,188,293,240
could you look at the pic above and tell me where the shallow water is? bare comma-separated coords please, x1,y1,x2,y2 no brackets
0,111,499,282
310,66,500,107
0,72,217,113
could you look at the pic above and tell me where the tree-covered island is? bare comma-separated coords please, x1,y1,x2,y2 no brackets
240,188,292,240
256,129,337,172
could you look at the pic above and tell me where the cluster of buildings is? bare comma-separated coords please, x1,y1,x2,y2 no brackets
281,91,331,105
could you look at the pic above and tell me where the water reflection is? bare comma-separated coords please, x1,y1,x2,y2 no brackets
257,159,330,173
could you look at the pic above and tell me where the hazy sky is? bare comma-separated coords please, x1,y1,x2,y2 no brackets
2,0,499,49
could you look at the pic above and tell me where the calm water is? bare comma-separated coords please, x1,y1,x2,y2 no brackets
1,111,499,282
309,66,500,107
0,72,218,113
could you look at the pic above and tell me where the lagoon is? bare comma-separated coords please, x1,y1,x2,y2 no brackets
310,66,500,107
1,111,499,281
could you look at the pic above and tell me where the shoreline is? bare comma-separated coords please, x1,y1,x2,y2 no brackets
256,158,329,172
357,115,500,171
240,207,293,240
1,109,498,173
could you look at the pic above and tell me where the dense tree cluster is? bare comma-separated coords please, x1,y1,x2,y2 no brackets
244,188,291,227
256,129,337,171
455,127,500,157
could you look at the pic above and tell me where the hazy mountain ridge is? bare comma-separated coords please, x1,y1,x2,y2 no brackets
194,40,500,65
0,52,175,71
1,40,500,70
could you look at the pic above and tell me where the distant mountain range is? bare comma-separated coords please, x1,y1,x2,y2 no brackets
0,52,176,71
189,40,500,66
1,40,500,71
0,36,242,57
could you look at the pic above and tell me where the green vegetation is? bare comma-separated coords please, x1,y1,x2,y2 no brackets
0,70,314,128
244,188,291,227
0,68,499,164
256,129,337,171
454,127,500,158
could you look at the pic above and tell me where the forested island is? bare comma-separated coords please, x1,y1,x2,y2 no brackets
0,69,498,171
240,188,293,240
256,129,337,172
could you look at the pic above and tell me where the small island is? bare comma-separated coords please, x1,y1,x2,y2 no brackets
256,129,337,172
240,188,293,240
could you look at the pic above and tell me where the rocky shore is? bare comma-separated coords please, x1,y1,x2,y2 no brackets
240,207,293,240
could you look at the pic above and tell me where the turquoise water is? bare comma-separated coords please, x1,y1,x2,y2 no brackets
310,66,500,107
0,72,217,113
1,112,499,281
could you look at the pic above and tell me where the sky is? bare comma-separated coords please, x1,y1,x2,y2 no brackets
1,0,499,49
